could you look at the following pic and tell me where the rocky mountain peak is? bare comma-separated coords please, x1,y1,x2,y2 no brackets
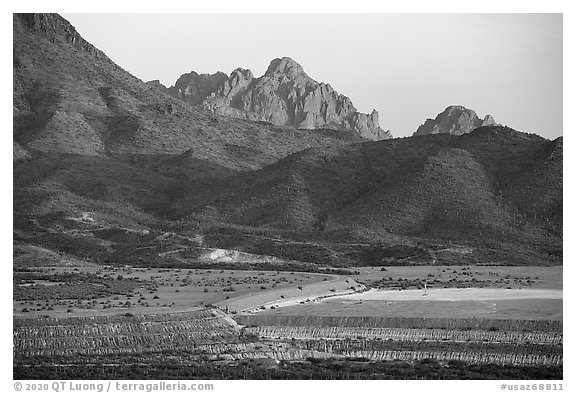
231,68,254,80
170,71,229,106
482,114,497,126
445,105,466,112
414,105,497,136
264,57,306,78
442,105,475,120
346,110,392,140
203,68,252,108
150,57,390,140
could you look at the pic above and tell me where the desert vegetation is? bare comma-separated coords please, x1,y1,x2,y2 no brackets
13,265,562,379
13,355,562,380
12,14,562,380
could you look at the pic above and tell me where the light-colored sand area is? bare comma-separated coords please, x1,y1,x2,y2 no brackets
260,297,562,320
338,288,562,302
219,275,365,313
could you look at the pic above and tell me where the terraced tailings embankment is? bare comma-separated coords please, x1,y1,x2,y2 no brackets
14,308,241,357
13,305,562,370
234,315,562,367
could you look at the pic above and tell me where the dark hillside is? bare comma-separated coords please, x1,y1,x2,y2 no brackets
329,147,511,238
13,14,562,268
177,127,561,265
182,127,559,236
13,13,362,233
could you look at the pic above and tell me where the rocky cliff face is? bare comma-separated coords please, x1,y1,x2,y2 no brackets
414,105,497,136
17,13,103,56
145,80,170,95
172,71,229,106
151,57,391,140
146,72,229,106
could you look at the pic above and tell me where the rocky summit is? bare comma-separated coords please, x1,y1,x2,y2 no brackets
149,57,392,141
149,71,230,106
413,105,497,136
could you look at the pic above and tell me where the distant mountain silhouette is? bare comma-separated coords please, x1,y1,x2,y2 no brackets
414,105,496,136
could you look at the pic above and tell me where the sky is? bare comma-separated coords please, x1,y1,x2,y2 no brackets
61,13,562,139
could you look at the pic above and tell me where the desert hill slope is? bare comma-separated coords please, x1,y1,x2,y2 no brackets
179,126,561,236
13,13,363,228
173,126,561,265
13,14,362,167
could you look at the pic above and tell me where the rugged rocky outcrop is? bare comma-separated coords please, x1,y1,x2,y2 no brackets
14,13,360,166
414,105,497,136
201,68,256,120
145,79,170,95
482,114,497,127
171,71,229,106
152,57,392,140
146,72,229,106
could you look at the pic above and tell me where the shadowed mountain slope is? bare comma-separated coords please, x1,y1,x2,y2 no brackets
176,126,561,264
13,14,561,268
13,14,362,169
13,13,363,229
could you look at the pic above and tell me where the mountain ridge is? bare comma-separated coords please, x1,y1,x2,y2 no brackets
148,57,392,141
13,13,562,269
414,105,497,136
13,13,362,168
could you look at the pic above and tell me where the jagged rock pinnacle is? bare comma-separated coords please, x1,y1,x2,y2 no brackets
414,105,497,136
150,57,391,140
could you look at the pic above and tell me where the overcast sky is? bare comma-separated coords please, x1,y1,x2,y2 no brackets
62,13,562,139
